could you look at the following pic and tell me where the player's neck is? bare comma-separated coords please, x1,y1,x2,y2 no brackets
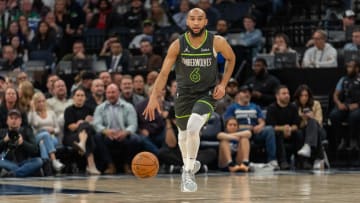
187,31,206,47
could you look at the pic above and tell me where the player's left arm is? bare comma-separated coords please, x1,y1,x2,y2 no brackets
213,35,236,99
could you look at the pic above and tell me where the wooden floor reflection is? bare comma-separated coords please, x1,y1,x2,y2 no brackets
1,170,360,202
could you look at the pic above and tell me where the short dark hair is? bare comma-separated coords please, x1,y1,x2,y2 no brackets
255,58,267,67
243,14,256,22
274,33,290,47
275,85,288,95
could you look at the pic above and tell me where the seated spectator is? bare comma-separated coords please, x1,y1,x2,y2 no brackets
215,78,238,115
269,33,298,56
120,75,145,106
128,19,154,49
172,0,191,31
18,15,35,43
266,85,302,170
64,88,100,175
73,71,96,99
87,0,115,31
28,92,64,172
93,84,144,174
61,40,92,62
15,71,29,86
111,72,123,88
0,76,8,102
11,0,41,31
10,35,28,62
0,109,43,177
224,85,278,169
1,21,27,46
1,45,24,71
302,30,338,68
217,117,251,172
139,38,163,72
329,60,360,150
165,79,177,106
99,71,112,88
158,107,216,173
197,0,220,30
245,58,280,108
149,0,171,28
238,15,263,58
44,11,63,45
0,0,11,32
133,74,146,97
44,74,60,99
343,26,360,51
29,21,57,52
46,79,72,143
0,87,29,128
293,85,327,169
85,79,105,111
145,70,158,94
123,0,148,30
99,39,131,73
17,80,35,113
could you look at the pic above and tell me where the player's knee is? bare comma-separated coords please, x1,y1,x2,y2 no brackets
187,113,207,137
178,128,187,140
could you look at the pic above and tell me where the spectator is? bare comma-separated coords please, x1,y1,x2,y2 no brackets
99,39,131,73
46,79,72,143
11,0,41,31
145,70,158,93
88,0,117,32
61,40,92,61
344,27,360,51
99,71,112,88
1,21,26,46
302,29,337,68
128,19,155,49
0,75,8,102
224,85,279,169
18,15,35,43
28,92,64,172
45,74,60,99
0,109,43,177
215,19,229,73
133,74,146,97
29,21,57,52
197,0,220,30
269,33,298,56
172,0,191,31
0,87,29,128
238,15,263,58
111,72,123,88
329,60,360,151
215,78,238,115
10,35,28,62
293,85,327,169
266,85,302,170
120,75,145,106
44,11,63,46
149,0,171,28
17,80,35,113
64,88,100,175
123,0,148,30
93,83,143,174
75,71,96,99
245,58,280,108
85,78,105,111
1,45,23,71
0,0,11,33
217,117,251,172
165,79,177,105
15,71,29,86
139,38,162,72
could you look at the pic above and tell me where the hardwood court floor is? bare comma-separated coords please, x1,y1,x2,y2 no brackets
1,170,360,203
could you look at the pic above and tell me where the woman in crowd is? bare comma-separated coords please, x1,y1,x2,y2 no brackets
29,21,57,52
217,117,252,172
18,80,35,113
1,21,26,46
18,15,35,43
10,35,28,62
28,92,64,172
294,84,326,169
64,88,100,175
0,87,28,128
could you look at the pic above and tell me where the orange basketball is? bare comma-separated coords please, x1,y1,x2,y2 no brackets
131,152,159,178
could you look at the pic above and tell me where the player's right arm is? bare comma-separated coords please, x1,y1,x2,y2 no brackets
143,39,180,121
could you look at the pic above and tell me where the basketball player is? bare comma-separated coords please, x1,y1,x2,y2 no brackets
143,8,235,192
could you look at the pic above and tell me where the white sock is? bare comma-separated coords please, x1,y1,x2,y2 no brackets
177,129,188,169
185,113,207,171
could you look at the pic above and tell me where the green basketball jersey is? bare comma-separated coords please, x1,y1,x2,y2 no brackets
175,30,218,93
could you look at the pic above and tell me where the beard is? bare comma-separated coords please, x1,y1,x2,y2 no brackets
187,26,206,37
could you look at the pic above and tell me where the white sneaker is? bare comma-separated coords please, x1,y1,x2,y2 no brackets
86,166,101,175
52,159,65,172
313,159,325,170
192,161,201,174
298,144,311,157
268,160,280,170
181,170,197,192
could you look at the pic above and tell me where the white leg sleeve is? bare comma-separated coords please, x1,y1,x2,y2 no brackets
177,128,188,168
185,113,208,171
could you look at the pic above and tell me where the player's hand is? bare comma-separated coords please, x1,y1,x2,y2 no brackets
213,84,226,100
143,95,161,121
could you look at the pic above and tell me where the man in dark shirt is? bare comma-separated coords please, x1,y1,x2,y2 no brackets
85,79,105,111
0,109,43,177
1,45,23,71
266,85,302,170
245,58,280,108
